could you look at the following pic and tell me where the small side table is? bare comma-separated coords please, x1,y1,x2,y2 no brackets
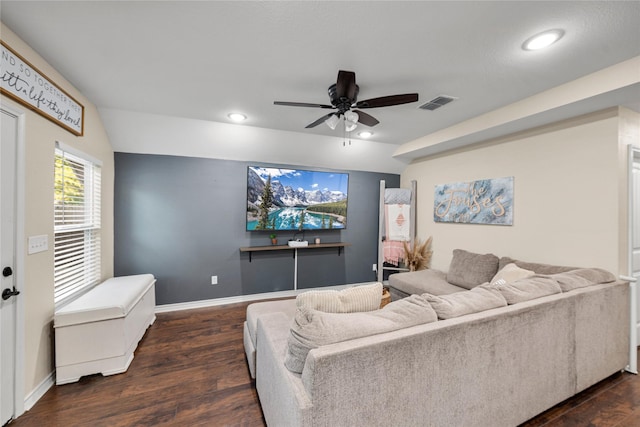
380,287,391,308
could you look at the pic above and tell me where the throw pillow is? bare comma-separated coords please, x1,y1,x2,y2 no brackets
446,249,499,289
423,285,507,320
490,263,535,285
296,282,382,313
285,294,438,374
489,276,562,304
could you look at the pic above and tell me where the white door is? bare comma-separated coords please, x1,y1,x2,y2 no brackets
0,108,18,425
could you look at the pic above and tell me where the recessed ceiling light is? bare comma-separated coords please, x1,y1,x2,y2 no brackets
358,131,373,138
228,113,247,122
522,29,564,51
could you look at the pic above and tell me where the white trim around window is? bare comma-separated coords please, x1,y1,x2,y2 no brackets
53,142,102,307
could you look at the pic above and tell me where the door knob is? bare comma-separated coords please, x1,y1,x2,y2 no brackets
2,266,12,277
2,287,19,300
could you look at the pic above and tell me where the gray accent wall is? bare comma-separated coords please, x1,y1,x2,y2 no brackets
114,152,400,305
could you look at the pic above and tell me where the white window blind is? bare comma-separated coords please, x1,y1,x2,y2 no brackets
54,144,101,305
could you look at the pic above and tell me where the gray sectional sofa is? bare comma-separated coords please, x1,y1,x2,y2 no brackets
244,250,630,427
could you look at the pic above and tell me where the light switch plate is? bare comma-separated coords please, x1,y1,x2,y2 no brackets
28,235,48,254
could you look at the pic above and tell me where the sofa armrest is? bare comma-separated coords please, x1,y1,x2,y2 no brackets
573,280,629,391
255,312,313,427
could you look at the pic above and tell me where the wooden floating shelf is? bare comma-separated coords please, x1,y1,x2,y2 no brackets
240,242,350,262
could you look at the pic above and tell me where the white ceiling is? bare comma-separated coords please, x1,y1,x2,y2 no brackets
1,1,639,157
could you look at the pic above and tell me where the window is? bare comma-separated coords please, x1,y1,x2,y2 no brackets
54,142,102,305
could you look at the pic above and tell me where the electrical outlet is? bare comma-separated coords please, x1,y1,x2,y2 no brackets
372,263,377,272
211,275,218,285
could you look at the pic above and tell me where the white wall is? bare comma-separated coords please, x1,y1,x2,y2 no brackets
1,23,114,404
402,109,625,274
100,108,408,174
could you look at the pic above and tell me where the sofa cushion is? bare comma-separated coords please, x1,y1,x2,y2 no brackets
285,294,437,374
491,263,535,285
389,269,466,296
498,257,577,275
446,249,499,290
296,282,382,313
489,276,562,304
550,268,616,292
423,285,507,320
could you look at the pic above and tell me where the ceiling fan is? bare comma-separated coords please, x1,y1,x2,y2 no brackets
274,70,419,131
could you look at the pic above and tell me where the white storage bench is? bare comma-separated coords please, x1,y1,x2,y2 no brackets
53,274,156,385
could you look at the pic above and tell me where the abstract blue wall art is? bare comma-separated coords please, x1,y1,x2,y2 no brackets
434,177,513,225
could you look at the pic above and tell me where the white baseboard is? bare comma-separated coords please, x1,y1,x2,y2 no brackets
155,282,376,313
24,370,55,411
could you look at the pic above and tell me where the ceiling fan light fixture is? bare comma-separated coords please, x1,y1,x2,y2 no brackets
522,29,564,51
227,112,247,122
344,111,359,132
344,110,359,123
325,114,340,130
345,121,358,132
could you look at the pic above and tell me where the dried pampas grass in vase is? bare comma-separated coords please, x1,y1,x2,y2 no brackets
403,236,433,271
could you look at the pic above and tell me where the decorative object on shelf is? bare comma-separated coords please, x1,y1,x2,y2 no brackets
0,41,84,136
434,176,513,225
270,233,277,245
403,236,433,272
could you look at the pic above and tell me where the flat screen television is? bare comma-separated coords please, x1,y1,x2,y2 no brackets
246,166,349,231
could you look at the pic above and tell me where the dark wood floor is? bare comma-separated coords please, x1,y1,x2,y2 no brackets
9,301,640,427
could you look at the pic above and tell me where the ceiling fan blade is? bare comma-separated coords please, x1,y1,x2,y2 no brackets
353,110,379,127
274,101,334,109
305,113,336,128
335,70,357,100
354,93,419,109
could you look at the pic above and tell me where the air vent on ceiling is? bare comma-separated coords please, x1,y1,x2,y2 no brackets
418,95,457,111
